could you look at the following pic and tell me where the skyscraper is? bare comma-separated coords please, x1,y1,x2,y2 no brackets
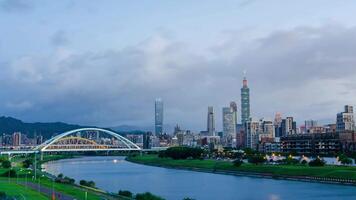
222,107,236,140
155,98,163,136
241,74,250,124
207,106,215,136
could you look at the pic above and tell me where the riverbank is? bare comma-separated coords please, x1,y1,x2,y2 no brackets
0,154,129,200
127,154,356,186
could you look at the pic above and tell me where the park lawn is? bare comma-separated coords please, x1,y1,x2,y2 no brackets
0,180,48,200
128,154,356,180
34,177,104,200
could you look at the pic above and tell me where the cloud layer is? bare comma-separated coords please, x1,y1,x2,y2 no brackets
1,24,356,130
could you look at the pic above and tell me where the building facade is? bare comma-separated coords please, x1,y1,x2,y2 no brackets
207,106,216,136
241,76,250,124
155,98,164,136
336,105,355,131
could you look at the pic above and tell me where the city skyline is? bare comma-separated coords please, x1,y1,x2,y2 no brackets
2,1,356,130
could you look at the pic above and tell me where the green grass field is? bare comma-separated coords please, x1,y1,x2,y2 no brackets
128,154,356,180
0,180,48,200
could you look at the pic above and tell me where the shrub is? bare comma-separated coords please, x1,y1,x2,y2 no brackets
55,176,75,185
1,160,11,169
233,159,243,167
247,155,266,165
309,157,326,167
118,190,133,198
79,180,96,188
301,160,308,165
338,154,353,165
281,157,299,165
164,147,203,160
22,159,33,168
135,192,165,200
2,169,16,178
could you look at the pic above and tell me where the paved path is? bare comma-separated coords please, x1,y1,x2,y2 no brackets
20,182,75,200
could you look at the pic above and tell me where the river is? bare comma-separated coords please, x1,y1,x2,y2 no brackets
42,156,356,200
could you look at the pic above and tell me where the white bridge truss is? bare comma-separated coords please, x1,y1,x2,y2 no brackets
35,128,141,152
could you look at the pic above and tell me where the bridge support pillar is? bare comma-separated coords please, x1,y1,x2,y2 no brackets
40,151,43,161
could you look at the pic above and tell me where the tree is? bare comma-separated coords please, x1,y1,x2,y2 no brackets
22,159,33,168
247,155,266,165
1,160,11,169
118,190,133,198
0,191,6,200
309,157,326,167
338,154,353,165
164,147,203,160
233,159,243,167
135,192,165,200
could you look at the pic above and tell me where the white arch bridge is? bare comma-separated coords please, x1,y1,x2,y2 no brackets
0,128,141,155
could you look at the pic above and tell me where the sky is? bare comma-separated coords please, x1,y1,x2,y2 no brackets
1,0,356,131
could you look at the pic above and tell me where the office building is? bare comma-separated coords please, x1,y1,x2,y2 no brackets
305,120,318,133
245,120,260,150
155,98,164,136
12,132,21,146
207,106,216,136
336,105,355,131
223,107,237,147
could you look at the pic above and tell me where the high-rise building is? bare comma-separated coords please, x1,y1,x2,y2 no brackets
207,106,216,136
241,75,250,124
244,120,260,150
305,120,318,133
274,113,283,137
230,101,238,126
336,105,355,131
12,132,21,146
223,107,237,147
155,98,164,136
281,117,296,136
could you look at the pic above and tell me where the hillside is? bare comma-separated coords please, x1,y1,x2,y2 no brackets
0,116,83,139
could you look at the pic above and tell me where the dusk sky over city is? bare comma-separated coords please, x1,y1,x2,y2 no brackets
1,0,356,129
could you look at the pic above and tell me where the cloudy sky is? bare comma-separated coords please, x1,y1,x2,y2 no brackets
1,0,356,131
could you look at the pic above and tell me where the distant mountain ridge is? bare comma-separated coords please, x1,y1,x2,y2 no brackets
0,116,83,139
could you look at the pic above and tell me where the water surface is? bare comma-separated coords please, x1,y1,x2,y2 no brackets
43,156,356,200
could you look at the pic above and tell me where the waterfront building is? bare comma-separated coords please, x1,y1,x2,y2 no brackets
244,120,260,150
236,124,245,148
336,105,355,131
241,75,250,124
155,98,164,136
281,132,341,155
12,132,21,146
207,106,216,136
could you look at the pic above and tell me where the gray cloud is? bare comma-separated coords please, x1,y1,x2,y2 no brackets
0,0,33,12
50,30,69,46
1,24,356,130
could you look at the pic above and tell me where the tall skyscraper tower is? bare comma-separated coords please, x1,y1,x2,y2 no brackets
207,106,215,136
241,74,250,124
155,98,163,136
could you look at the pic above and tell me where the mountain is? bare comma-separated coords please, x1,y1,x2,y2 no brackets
111,124,174,134
0,116,83,139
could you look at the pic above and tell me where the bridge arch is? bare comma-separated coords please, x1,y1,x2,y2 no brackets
36,128,141,152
